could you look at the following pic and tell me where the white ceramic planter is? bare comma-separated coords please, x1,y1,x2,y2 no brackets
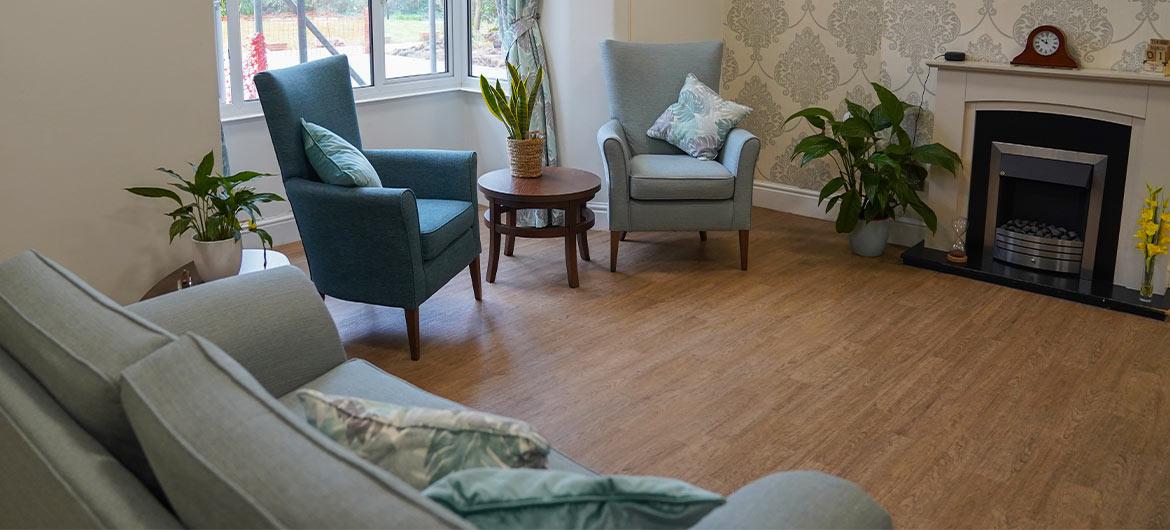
849,219,892,257
193,238,243,281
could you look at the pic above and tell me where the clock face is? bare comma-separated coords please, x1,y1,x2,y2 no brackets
1033,30,1061,57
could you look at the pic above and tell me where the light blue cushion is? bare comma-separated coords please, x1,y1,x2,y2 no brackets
646,74,752,160
418,199,476,260
301,119,381,187
423,468,725,530
629,155,734,201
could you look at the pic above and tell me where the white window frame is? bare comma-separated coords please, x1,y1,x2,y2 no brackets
219,0,473,122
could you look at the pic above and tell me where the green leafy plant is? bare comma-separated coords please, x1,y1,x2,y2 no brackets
785,82,961,234
479,62,544,140
126,151,284,250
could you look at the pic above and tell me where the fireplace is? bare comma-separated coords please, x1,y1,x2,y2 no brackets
965,111,1129,288
984,142,1107,278
903,61,1170,319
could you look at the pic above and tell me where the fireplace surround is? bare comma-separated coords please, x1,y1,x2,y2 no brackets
903,61,1170,318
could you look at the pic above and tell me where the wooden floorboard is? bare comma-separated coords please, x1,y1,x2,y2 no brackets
278,207,1170,529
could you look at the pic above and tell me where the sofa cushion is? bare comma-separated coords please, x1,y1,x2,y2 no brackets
422,468,726,530
280,359,597,476
298,389,550,489
0,251,175,487
418,199,476,260
629,155,735,201
0,348,181,529
119,333,469,529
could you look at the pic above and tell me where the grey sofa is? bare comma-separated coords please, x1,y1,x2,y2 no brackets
0,251,891,529
598,40,761,272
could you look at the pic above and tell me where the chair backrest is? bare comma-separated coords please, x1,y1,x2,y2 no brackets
600,40,724,156
254,55,363,182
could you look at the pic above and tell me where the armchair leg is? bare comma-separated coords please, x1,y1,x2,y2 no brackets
406,308,421,361
469,256,482,301
610,231,621,273
620,231,628,241
699,231,708,242
739,230,750,271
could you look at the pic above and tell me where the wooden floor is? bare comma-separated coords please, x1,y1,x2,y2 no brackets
279,207,1170,529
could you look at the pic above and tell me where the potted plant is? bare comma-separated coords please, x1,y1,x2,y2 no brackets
479,62,545,178
1133,184,1170,301
127,151,284,280
786,83,962,256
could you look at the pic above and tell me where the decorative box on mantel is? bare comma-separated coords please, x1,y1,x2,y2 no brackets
905,60,1170,319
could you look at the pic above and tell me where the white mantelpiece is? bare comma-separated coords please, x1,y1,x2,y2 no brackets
927,60,1170,292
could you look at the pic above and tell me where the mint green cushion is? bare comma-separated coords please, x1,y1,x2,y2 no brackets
300,119,381,187
422,468,726,530
297,390,550,489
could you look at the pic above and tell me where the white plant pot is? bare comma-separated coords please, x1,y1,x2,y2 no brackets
193,238,243,281
849,218,892,257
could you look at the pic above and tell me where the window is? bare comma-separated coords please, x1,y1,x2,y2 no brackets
384,0,448,79
467,0,503,79
216,0,494,116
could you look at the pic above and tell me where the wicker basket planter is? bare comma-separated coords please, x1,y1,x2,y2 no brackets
507,137,544,178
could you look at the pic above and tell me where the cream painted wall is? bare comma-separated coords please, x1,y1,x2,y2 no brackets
627,0,726,42
0,1,222,303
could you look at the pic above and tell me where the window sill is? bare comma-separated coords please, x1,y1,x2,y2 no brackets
220,76,467,124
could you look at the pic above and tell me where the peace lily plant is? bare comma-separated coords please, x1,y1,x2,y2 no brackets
127,151,283,280
786,82,962,256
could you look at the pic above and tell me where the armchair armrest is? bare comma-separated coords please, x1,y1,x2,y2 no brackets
597,119,632,229
692,471,891,530
283,177,426,307
364,149,477,202
718,128,761,229
126,266,346,397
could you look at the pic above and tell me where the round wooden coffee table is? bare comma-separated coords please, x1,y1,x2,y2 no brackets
478,167,602,288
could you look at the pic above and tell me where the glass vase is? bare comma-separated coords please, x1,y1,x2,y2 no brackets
1140,262,1156,303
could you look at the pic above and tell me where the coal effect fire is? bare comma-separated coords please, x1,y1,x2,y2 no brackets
1000,219,1080,241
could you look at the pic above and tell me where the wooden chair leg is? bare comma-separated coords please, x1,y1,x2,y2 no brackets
610,231,621,273
699,231,708,242
469,255,482,301
406,308,421,361
620,231,628,241
739,230,749,271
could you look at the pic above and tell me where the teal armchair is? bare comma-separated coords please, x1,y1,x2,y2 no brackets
255,56,481,360
598,40,761,272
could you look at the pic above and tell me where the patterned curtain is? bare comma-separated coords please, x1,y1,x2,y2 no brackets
497,0,562,228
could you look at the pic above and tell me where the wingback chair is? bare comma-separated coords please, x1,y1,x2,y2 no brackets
255,56,481,361
598,40,761,271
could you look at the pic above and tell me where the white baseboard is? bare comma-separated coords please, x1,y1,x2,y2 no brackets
588,201,609,231
249,213,300,249
751,181,929,247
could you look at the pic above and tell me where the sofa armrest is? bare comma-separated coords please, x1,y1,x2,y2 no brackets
597,119,632,230
364,149,477,202
692,471,892,530
126,267,346,397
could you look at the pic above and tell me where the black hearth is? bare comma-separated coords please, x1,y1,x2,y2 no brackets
903,110,1170,319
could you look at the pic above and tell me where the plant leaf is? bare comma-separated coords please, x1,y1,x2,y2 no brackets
871,83,905,129
836,190,862,233
784,107,835,130
909,199,939,233
791,135,844,166
912,143,962,174
834,117,875,139
819,177,845,204
126,187,183,204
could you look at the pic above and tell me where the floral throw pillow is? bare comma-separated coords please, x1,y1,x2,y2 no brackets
647,73,752,160
297,389,549,489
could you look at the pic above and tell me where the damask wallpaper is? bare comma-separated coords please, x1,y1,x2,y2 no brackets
723,0,1170,190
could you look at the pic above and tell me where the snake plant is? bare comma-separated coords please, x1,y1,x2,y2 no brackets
479,62,544,140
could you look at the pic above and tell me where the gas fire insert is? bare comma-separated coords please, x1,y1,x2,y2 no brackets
984,142,1107,279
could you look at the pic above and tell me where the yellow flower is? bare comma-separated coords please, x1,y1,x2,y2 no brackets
1140,208,1155,222
1146,222,1160,236
1149,243,1168,256
247,219,257,231
1139,240,1149,250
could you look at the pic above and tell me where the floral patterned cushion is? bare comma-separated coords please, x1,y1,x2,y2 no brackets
647,73,752,161
297,390,549,489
